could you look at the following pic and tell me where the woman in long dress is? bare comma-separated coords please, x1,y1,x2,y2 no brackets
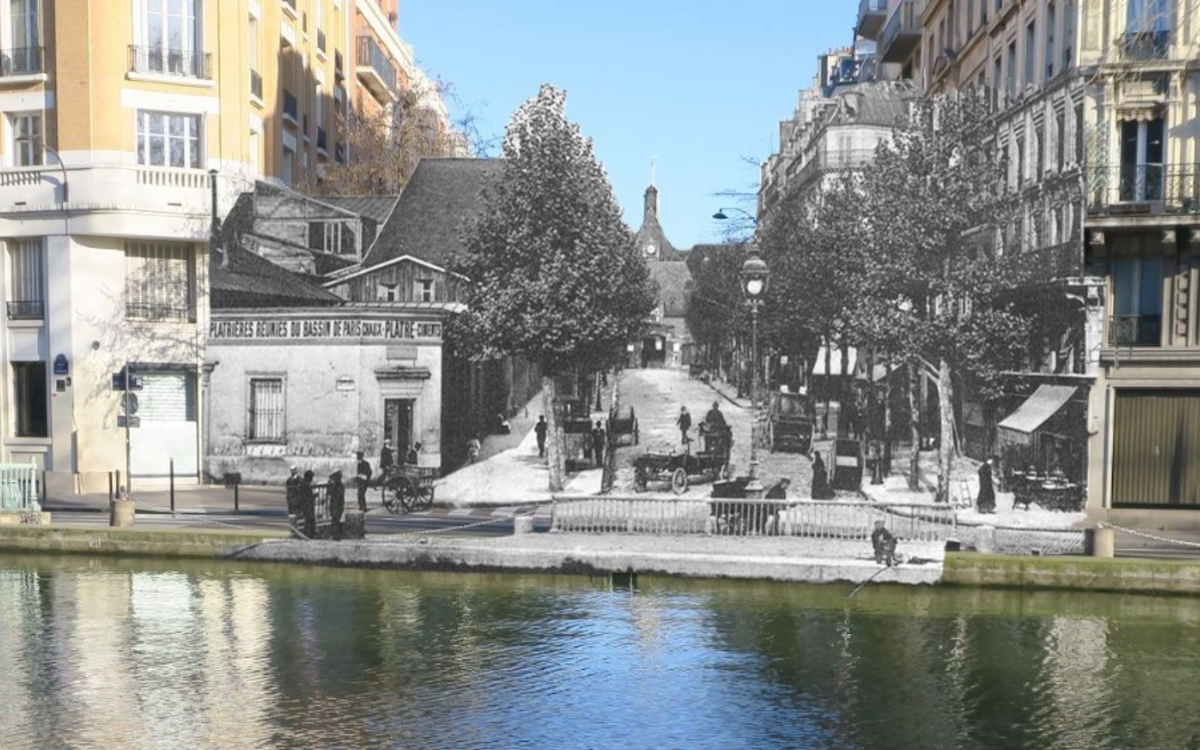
976,458,996,513
810,451,834,499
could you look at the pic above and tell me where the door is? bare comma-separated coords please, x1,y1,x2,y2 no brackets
384,399,413,455
129,370,198,476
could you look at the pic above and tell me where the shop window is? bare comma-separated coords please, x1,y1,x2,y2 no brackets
125,241,196,322
12,360,46,437
248,377,284,441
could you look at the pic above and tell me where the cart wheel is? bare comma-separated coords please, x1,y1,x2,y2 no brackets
382,480,405,514
671,468,688,495
410,486,434,512
395,477,419,513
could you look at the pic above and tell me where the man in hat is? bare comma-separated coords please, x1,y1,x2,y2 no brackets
355,451,372,513
676,406,692,445
285,465,302,531
380,438,395,476
328,470,345,540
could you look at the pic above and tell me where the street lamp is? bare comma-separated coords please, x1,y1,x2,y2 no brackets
712,206,757,223
14,136,68,204
739,243,770,500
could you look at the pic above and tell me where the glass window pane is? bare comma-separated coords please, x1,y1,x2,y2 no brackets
1112,259,1135,315
1139,258,1163,316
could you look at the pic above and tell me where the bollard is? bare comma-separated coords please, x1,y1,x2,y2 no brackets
513,514,534,535
1092,526,1115,558
169,459,175,513
110,486,135,528
234,482,240,513
108,471,114,504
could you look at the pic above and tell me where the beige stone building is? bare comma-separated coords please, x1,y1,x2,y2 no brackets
0,1,455,494
1081,0,1200,521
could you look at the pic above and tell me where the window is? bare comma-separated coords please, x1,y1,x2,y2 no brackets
247,15,258,75
1024,21,1036,86
981,0,988,25
1046,2,1056,79
1061,0,1075,70
9,112,40,166
282,142,295,185
248,377,284,441
1119,118,1164,201
378,283,398,302
1112,257,1162,346
1054,109,1065,170
11,361,46,437
417,279,434,302
1124,0,1169,58
136,111,201,168
7,0,40,74
1006,40,1016,98
125,241,196,321
140,0,202,75
7,239,43,319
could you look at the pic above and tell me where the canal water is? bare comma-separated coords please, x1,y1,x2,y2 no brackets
3,555,1200,750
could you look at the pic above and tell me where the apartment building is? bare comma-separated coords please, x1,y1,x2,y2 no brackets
0,0,448,494
1081,0,1200,519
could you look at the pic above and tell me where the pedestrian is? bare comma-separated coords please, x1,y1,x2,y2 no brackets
285,465,302,532
976,456,997,513
811,450,834,499
380,439,395,477
535,415,548,457
406,441,422,465
592,420,606,467
299,469,316,539
871,520,898,566
327,470,345,540
765,477,791,499
467,435,482,463
355,451,372,513
676,406,692,445
496,413,511,435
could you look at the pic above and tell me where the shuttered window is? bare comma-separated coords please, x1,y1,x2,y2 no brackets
7,239,44,319
1112,390,1200,507
126,242,195,321
249,377,284,441
139,372,195,422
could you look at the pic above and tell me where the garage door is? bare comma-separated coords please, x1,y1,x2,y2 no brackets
1112,390,1200,507
130,371,198,477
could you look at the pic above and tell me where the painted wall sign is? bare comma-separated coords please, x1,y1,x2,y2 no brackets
208,318,443,341
53,354,69,375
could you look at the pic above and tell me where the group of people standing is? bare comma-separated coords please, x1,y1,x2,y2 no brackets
532,414,607,467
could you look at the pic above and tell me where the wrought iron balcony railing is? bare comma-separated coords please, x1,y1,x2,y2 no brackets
250,69,263,100
1087,163,1200,214
128,45,212,79
1,46,43,76
127,302,194,322
356,35,397,94
1108,314,1162,347
6,300,43,320
1119,30,1170,60
788,148,877,188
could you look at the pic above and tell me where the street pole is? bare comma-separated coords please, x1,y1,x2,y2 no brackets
745,300,764,499
123,362,133,500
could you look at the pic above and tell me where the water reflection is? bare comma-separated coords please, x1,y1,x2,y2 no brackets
2,556,1200,749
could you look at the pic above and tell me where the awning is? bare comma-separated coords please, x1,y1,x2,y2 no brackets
997,385,1077,434
812,347,857,376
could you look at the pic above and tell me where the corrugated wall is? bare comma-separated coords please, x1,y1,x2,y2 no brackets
1113,390,1200,507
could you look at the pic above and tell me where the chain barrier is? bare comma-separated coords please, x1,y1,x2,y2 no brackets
1097,521,1200,550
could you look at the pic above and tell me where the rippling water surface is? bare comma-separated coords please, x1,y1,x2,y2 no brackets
3,555,1200,749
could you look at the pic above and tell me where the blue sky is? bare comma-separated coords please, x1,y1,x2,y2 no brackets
401,2,856,249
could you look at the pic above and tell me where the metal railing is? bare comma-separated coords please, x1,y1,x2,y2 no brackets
1108,314,1162,347
1,46,43,76
789,148,877,188
283,90,298,123
1087,163,1200,213
6,300,43,320
127,45,212,79
1119,30,1170,60
0,463,40,512
126,302,194,323
550,497,957,541
356,35,397,93
250,69,263,100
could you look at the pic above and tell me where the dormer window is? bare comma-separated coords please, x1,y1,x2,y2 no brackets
417,278,434,302
378,282,398,302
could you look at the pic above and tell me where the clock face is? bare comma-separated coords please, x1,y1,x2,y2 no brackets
644,244,656,257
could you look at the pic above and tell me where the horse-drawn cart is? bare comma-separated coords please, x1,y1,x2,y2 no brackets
380,464,437,513
632,424,731,494
608,405,639,447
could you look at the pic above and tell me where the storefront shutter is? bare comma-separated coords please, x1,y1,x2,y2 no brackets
139,373,195,423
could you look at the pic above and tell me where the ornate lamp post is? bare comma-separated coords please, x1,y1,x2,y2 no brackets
739,243,770,500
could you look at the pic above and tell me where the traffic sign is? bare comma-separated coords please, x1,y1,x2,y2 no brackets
117,416,141,428
121,393,140,415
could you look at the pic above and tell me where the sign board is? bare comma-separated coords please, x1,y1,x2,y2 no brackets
209,318,443,342
121,393,140,414
53,354,69,376
117,415,141,428
112,372,144,391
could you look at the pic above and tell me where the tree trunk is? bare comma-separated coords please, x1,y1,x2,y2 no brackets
822,336,832,439
543,375,565,493
907,358,921,491
883,351,893,474
936,358,955,504
840,344,850,439
600,368,620,494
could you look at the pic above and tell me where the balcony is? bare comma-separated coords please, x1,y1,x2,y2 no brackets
128,45,212,80
789,148,877,190
1,46,44,77
282,90,298,126
356,35,397,101
1027,242,1083,280
6,300,43,320
879,0,920,63
1119,30,1170,61
249,69,263,100
0,163,213,218
856,0,889,39
1086,163,1200,216
1108,314,1162,347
